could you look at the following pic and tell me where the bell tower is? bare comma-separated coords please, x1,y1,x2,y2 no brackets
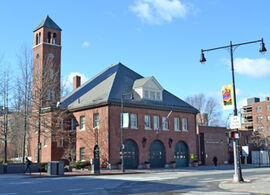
33,15,62,107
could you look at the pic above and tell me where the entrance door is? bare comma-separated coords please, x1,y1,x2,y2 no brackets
149,140,166,168
174,141,189,167
200,133,205,165
123,139,139,169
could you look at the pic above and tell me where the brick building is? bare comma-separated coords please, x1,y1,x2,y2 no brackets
242,96,270,147
29,16,199,168
59,64,199,168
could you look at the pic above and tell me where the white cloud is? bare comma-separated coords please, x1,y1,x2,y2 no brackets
130,0,188,24
82,41,90,47
62,72,88,92
234,58,270,78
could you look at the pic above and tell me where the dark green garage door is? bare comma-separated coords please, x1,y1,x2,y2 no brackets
174,141,189,167
123,139,139,169
149,140,166,168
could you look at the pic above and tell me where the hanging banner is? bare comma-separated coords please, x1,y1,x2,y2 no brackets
122,113,129,128
222,84,234,110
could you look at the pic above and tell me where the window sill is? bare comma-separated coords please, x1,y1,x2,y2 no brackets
182,130,188,132
131,127,138,129
145,128,152,130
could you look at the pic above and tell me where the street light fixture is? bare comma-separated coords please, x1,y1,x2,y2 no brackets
200,38,266,183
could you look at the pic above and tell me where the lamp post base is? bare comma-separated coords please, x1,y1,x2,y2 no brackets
233,174,241,183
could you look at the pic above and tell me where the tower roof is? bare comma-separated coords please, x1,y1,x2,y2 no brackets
34,15,62,32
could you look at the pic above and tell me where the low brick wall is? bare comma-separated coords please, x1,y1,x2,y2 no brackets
2,163,39,174
0,165,5,174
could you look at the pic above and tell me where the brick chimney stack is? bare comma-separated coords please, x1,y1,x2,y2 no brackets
73,75,81,90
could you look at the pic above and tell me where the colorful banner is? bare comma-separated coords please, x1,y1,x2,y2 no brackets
222,84,234,110
122,113,129,128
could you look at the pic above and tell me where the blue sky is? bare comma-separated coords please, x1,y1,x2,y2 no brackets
1,0,270,122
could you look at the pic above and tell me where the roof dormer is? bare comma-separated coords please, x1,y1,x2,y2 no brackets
133,76,163,101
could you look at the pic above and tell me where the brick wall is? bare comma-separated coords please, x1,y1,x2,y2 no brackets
198,126,229,165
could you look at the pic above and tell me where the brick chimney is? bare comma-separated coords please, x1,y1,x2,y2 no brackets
73,75,81,90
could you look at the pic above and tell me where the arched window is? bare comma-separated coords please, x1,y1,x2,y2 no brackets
48,32,52,43
36,34,38,45
38,32,41,44
53,33,57,44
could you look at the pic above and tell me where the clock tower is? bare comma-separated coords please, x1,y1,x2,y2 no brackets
33,15,62,107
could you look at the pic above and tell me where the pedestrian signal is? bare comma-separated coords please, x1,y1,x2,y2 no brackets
228,131,240,139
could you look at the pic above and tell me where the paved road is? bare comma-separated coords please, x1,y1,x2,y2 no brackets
0,166,269,194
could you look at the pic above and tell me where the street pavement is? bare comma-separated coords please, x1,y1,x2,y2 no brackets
0,164,269,194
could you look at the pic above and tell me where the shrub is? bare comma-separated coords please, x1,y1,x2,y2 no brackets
70,161,90,169
39,162,48,172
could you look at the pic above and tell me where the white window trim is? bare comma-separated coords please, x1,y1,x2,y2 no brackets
130,114,138,129
182,118,188,132
162,117,169,131
80,116,85,130
93,113,100,129
154,116,160,130
174,117,180,132
80,147,86,161
144,115,152,130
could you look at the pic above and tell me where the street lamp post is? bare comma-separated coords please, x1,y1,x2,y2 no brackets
120,92,133,173
200,38,266,183
120,94,125,173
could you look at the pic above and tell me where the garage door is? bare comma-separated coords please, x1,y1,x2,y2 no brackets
149,140,166,168
174,141,189,167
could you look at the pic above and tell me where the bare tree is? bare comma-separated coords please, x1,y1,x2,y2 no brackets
0,62,13,163
30,55,75,164
251,131,269,150
185,93,223,126
13,46,33,162
30,54,60,163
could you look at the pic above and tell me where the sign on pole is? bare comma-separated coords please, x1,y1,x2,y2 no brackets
242,146,249,157
222,84,234,110
230,115,241,129
122,113,129,128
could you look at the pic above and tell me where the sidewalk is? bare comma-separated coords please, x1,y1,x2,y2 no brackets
219,176,270,194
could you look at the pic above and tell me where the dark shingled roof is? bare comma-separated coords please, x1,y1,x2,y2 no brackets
34,15,62,32
60,63,198,114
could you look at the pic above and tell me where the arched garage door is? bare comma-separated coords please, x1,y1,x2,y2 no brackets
174,141,189,167
123,139,139,169
149,140,166,168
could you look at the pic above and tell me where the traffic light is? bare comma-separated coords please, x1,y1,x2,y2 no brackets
227,131,240,139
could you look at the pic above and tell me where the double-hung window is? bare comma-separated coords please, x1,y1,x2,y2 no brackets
154,116,160,130
71,118,76,131
182,118,188,132
80,116,85,130
93,113,99,128
174,117,180,131
130,114,138,129
144,115,151,130
162,117,168,130
80,147,85,161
